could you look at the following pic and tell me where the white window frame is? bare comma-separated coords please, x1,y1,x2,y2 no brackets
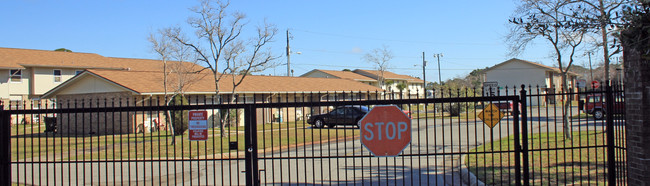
9,69,22,83
53,69,62,82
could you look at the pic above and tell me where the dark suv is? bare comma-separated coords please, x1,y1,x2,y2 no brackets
307,106,369,128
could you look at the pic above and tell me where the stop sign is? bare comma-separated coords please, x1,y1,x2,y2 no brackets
359,105,412,157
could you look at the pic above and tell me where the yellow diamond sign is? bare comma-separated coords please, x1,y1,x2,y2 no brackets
478,103,505,128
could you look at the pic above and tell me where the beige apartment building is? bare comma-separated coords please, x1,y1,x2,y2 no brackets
41,69,383,134
0,47,201,104
301,69,427,98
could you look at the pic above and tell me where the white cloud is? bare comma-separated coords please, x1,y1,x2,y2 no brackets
350,47,363,54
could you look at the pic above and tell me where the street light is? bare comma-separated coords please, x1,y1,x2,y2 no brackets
286,51,301,76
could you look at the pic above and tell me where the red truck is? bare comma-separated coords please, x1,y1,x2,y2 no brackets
583,94,625,120
493,101,513,114
490,101,524,115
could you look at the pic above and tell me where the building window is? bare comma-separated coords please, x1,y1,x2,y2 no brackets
75,70,84,75
8,95,23,109
10,69,22,83
53,69,62,82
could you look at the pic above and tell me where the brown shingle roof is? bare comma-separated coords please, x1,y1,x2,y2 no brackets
49,69,384,96
307,69,376,81
353,69,423,83
0,47,204,72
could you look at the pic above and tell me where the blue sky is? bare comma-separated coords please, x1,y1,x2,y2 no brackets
2,0,567,81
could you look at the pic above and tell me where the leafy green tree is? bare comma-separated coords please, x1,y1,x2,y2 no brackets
620,1,650,57
54,48,72,52
467,68,487,88
432,78,478,116
396,82,407,92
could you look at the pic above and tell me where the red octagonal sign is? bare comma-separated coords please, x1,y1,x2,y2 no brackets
359,105,412,157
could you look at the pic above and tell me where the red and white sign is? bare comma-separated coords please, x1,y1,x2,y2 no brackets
592,81,601,89
359,105,412,157
189,111,208,141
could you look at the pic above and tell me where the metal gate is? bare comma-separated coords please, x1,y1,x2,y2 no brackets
1,85,626,185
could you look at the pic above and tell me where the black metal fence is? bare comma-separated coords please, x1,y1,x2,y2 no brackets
1,84,625,185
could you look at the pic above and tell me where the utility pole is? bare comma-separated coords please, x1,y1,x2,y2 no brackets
588,52,594,84
422,52,426,92
286,29,291,76
433,53,443,85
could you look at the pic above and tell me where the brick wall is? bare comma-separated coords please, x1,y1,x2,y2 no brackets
624,47,650,185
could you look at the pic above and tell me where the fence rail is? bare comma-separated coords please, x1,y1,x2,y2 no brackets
1,85,626,185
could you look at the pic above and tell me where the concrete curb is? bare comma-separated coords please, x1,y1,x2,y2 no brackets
459,154,485,186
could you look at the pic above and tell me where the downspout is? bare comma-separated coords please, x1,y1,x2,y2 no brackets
29,68,35,99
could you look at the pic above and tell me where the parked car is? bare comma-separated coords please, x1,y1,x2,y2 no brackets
584,93,625,120
393,104,412,118
307,106,369,128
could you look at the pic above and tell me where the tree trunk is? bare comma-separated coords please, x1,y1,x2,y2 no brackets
165,99,176,145
212,71,226,138
601,22,611,83
162,58,176,145
599,0,611,84
561,73,573,140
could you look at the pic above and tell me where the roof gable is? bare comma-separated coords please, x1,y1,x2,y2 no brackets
42,71,138,98
353,69,423,83
485,58,579,76
301,69,375,81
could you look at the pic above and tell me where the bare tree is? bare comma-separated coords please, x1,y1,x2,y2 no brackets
149,29,205,144
363,45,393,88
508,0,589,139
162,0,278,137
149,31,178,144
220,22,278,128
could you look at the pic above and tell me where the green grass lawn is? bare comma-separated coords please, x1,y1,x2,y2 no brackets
10,122,359,161
466,130,623,185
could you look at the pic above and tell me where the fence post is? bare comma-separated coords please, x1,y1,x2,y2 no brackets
605,83,616,185
244,105,260,186
0,107,10,185
513,94,522,186
519,85,530,186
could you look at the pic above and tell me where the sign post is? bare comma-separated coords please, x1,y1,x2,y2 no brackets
359,105,412,157
483,82,498,96
188,110,208,141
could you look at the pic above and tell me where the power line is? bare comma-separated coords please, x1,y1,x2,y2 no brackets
292,47,552,62
293,29,502,46
292,63,479,71
293,62,572,72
